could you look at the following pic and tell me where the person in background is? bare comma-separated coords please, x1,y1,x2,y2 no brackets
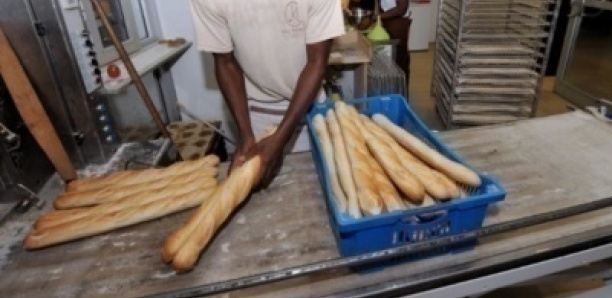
190,0,345,188
352,0,411,88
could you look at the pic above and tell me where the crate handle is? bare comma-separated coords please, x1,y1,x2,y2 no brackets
401,210,448,226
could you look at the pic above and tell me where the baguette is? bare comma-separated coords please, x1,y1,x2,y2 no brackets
166,157,261,271
67,155,220,192
361,116,451,195
55,168,218,209
368,157,406,211
24,187,217,250
346,108,406,210
326,111,361,219
372,115,481,187
422,194,437,207
37,207,88,222
37,178,217,230
431,171,462,200
313,114,348,213
361,115,459,200
350,109,424,204
392,145,460,200
335,103,382,216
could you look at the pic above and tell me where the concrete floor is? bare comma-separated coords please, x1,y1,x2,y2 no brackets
406,46,607,298
407,46,573,131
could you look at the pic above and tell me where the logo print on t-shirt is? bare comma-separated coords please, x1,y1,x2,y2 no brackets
285,1,303,27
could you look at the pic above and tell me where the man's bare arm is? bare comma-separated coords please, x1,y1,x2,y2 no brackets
241,39,333,187
213,53,254,141
274,40,333,147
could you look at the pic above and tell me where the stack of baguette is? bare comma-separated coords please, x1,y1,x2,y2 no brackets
162,156,262,272
161,130,279,272
23,155,221,250
312,102,481,218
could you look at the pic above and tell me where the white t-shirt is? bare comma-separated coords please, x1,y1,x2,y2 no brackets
381,0,398,11
190,0,346,102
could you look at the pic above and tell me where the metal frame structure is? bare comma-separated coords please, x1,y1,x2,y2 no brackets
405,242,612,298
0,0,117,167
143,196,612,297
367,51,408,99
79,0,156,66
431,0,561,127
554,0,612,108
0,0,181,172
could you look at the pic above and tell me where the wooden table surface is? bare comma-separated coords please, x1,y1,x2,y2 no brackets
1,111,612,298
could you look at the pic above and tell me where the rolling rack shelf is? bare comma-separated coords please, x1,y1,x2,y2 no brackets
432,0,561,127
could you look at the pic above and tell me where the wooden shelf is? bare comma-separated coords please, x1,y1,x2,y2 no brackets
97,41,191,95
329,31,373,65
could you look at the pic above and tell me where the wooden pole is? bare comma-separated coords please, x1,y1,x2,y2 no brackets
0,27,77,181
91,0,171,139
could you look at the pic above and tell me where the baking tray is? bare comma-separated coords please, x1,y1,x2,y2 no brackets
459,57,538,66
455,86,537,96
459,67,540,76
460,44,542,57
456,95,535,104
451,103,533,114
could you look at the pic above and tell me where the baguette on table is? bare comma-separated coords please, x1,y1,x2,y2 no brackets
312,114,348,213
372,114,481,187
163,157,261,272
360,115,460,200
24,187,217,250
326,110,361,219
335,103,382,216
37,178,217,230
67,155,220,192
54,169,217,209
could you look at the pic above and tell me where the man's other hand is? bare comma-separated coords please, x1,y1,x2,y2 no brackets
229,136,256,174
238,133,286,189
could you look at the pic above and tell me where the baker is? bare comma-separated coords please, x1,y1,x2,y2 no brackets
190,0,345,187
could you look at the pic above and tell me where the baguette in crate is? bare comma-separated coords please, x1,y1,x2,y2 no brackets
307,96,506,257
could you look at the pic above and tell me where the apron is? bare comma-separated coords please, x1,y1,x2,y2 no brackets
247,91,327,153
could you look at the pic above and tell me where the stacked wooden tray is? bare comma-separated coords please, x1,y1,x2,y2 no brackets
432,0,560,127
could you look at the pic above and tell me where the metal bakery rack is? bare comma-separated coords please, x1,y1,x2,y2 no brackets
367,52,408,100
432,0,561,127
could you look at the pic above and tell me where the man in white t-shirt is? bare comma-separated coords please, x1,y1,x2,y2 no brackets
190,0,345,187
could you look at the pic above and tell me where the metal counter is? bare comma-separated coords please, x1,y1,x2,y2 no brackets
1,111,612,297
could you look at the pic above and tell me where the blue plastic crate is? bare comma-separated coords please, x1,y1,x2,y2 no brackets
306,95,506,257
